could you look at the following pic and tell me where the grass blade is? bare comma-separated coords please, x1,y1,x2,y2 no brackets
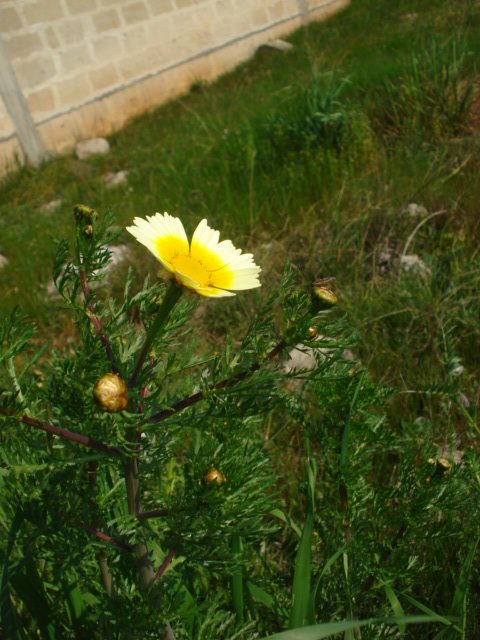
231,534,243,623
260,615,438,640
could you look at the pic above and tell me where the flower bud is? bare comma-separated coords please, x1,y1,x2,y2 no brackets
312,285,337,308
202,465,226,486
93,373,128,413
74,204,98,226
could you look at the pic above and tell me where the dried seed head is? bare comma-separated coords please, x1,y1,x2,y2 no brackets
93,373,128,413
202,465,226,486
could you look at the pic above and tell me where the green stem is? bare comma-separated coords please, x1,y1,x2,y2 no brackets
128,282,183,389
124,455,156,591
231,534,244,623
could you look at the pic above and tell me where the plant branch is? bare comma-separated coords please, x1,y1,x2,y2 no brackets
60,510,133,553
148,339,287,424
5,411,122,457
80,269,120,374
128,282,183,389
155,549,176,581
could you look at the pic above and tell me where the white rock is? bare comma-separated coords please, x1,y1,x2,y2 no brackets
399,254,430,277
102,170,129,188
40,199,62,213
261,39,294,52
405,203,428,218
284,337,334,373
75,138,110,160
0,254,8,268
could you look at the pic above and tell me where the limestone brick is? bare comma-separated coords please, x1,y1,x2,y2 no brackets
100,0,130,7
176,0,201,7
57,18,89,46
13,54,57,91
0,6,23,33
93,9,122,33
64,0,98,13
4,32,43,60
23,0,64,26
57,74,92,108
89,63,120,92
268,0,286,21
150,0,174,16
61,44,93,75
93,35,123,60
26,86,55,117
118,47,159,82
120,25,148,55
122,2,150,25
43,26,60,49
250,6,268,29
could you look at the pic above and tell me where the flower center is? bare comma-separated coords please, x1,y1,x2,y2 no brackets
172,254,210,287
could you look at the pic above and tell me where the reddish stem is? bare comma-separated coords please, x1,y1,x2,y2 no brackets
136,509,169,520
61,511,133,552
9,412,122,457
155,549,176,580
148,339,287,424
80,270,120,375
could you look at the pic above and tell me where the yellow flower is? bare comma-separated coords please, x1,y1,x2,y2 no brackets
127,213,261,297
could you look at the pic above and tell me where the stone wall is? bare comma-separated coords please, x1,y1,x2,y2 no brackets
0,0,348,172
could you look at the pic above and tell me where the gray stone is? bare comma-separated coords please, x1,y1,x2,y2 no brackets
75,137,110,160
102,170,129,188
261,39,294,52
283,336,334,373
405,203,428,218
399,254,430,277
40,198,62,213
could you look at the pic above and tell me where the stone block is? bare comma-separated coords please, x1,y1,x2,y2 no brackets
61,45,93,75
90,63,120,92
122,2,150,24
93,35,123,59
4,32,43,60
57,74,92,108
76,137,110,160
93,9,121,33
26,86,55,117
64,0,98,12
268,0,286,21
251,7,268,28
24,0,64,26
14,55,57,91
43,26,60,49
118,47,158,82
0,6,23,33
120,25,147,55
57,18,88,46
150,0,174,16
176,0,201,7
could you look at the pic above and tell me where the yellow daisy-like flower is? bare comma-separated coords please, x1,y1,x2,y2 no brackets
127,213,261,297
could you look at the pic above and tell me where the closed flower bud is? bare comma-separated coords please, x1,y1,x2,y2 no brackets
312,285,337,308
93,373,128,413
202,465,226,486
74,204,98,225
